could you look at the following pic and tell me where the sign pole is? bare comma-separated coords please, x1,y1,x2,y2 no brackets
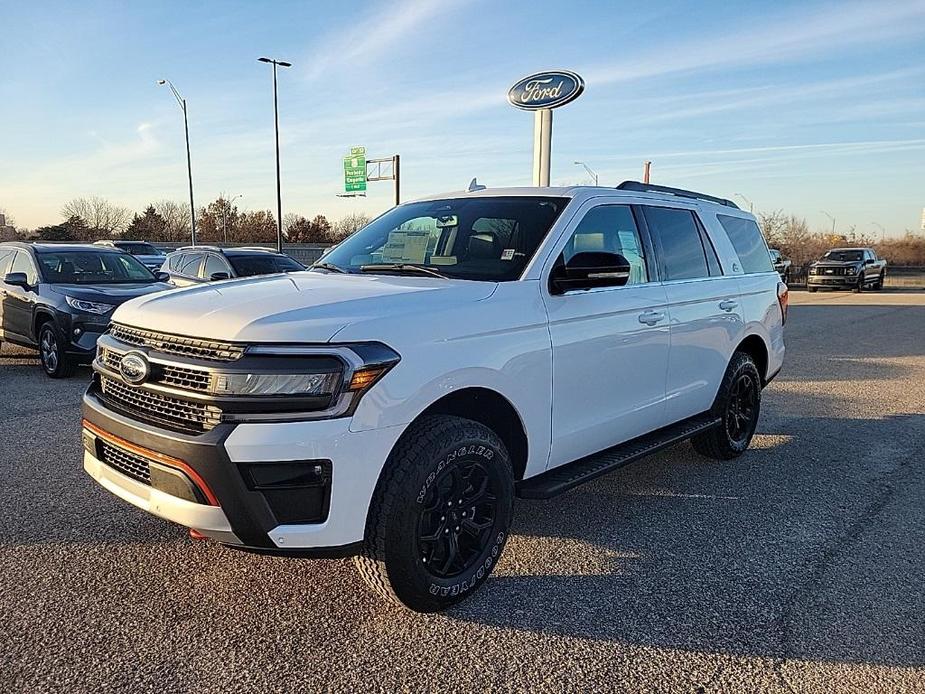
393,154,401,206
532,109,552,186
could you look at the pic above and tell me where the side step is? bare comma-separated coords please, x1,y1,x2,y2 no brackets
516,413,721,499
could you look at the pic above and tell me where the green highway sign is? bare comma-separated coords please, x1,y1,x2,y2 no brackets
344,146,367,193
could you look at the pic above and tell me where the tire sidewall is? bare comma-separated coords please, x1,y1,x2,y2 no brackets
384,426,513,610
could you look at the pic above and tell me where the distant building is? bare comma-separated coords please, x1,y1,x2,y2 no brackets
0,213,17,241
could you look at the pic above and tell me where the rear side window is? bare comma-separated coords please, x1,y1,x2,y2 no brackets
643,206,710,281
0,249,15,276
167,253,184,271
229,254,303,277
717,215,773,274
178,253,203,276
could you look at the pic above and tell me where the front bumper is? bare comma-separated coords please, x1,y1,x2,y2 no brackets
807,274,859,287
82,387,405,553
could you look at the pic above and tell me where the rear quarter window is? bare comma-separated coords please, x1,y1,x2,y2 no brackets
717,215,773,274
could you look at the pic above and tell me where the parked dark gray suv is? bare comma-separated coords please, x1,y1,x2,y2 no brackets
0,243,171,377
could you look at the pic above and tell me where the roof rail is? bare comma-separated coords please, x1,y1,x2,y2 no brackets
234,246,277,252
175,245,222,252
616,181,739,209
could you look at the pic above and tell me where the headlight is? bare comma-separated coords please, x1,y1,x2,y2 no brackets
212,372,341,397
65,296,115,315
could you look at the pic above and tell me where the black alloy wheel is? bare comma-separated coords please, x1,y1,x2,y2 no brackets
39,323,77,378
417,459,498,578
725,371,759,446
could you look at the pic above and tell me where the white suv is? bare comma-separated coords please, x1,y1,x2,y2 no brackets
81,182,786,612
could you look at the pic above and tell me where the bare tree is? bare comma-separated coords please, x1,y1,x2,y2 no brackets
61,196,131,237
153,200,192,242
331,213,371,242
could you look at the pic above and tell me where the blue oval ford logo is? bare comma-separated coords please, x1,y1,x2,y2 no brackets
507,70,585,111
119,351,149,385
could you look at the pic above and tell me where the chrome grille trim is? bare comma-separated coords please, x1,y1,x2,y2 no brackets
99,347,214,393
110,324,245,362
100,375,223,433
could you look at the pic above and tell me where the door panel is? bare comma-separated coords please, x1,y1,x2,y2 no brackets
3,251,39,343
546,284,671,465
662,277,743,422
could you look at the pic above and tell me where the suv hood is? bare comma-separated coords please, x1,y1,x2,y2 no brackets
51,282,172,304
113,271,497,343
133,254,166,266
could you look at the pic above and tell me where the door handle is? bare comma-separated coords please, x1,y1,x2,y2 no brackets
719,300,738,312
638,310,665,325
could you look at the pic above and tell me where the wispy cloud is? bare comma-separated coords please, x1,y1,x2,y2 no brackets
301,0,472,81
585,1,925,85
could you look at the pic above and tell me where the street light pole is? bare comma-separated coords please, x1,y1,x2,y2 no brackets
821,210,836,236
573,160,599,186
158,79,196,246
258,57,291,253
734,193,754,213
222,193,243,245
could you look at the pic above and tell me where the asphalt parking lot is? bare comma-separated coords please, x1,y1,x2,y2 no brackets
1,290,923,693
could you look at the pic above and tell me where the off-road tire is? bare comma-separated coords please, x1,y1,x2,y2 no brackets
808,286,817,293
39,322,77,378
691,351,762,460
853,276,864,293
874,271,885,290
354,415,514,612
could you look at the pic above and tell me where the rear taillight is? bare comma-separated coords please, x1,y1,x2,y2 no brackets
777,281,789,325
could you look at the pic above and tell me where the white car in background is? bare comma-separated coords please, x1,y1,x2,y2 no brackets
81,181,786,612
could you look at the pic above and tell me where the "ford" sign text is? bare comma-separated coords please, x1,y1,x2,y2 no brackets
507,70,585,111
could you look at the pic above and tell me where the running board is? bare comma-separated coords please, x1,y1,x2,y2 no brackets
516,413,721,499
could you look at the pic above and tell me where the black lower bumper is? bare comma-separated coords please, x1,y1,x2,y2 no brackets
82,386,341,553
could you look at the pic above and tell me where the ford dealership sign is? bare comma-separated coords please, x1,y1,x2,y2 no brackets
507,70,585,110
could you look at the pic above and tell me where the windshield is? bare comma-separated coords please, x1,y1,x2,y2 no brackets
316,196,568,281
118,242,164,256
229,254,304,277
37,250,157,284
823,250,863,262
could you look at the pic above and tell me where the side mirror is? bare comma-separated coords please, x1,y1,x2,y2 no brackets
155,271,171,282
4,272,30,289
210,272,231,281
864,258,875,265
550,251,632,294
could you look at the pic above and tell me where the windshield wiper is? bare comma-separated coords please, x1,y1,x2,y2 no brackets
359,263,448,279
311,262,348,274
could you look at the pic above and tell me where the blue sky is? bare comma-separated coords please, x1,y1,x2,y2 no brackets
1,0,923,236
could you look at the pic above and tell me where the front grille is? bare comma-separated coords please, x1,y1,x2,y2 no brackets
812,266,849,276
100,375,222,433
161,365,213,392
100,348,213,393
110,324,245,362
99,439,151,485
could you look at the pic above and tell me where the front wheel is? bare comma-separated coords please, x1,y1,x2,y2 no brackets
874,271,885,290
39,323,77,378
354,415,514,612
692,352,762,460
853,276,864,293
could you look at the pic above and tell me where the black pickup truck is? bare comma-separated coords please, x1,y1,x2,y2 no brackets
807,247,887,292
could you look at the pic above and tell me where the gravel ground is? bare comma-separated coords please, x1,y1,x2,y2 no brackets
1,290,923,693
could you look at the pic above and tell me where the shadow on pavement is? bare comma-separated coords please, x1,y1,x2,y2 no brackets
449,409,925,668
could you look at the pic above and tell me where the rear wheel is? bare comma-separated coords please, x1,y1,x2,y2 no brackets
355,415,514,612
39,322,77,378
692,352,762,460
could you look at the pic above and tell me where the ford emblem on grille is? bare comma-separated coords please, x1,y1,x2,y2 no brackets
119,351,150,385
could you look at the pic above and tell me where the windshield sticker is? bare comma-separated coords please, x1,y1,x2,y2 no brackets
380,230,430,264
501,248,515,261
